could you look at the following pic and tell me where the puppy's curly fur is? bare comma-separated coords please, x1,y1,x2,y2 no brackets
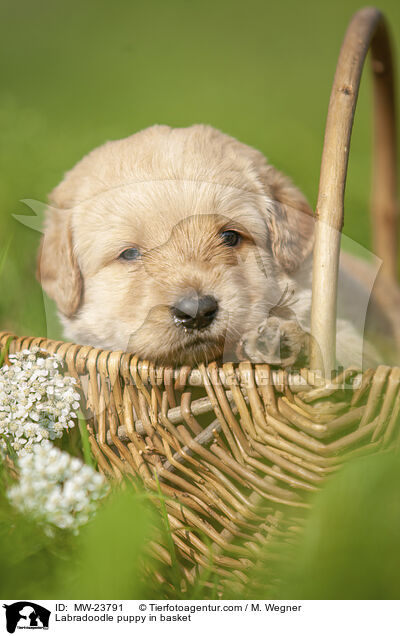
37,125,389,368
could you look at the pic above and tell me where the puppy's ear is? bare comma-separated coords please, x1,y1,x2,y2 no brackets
260,164,315,274
36,203,82,318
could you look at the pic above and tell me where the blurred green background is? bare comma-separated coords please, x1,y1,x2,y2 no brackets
0,0,399,338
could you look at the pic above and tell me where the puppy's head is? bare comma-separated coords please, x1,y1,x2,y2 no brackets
37,125,314,364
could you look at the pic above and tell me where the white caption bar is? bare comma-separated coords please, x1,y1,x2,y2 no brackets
1,599,398,635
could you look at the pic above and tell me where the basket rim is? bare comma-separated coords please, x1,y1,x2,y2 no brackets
0,329,370,392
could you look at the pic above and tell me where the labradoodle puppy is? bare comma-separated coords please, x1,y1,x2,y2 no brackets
37,124,389,369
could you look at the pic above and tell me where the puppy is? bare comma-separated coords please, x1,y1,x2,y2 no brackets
36,124,393,369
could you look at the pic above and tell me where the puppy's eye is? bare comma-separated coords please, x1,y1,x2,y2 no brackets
220,230,241,247
119,247,141,261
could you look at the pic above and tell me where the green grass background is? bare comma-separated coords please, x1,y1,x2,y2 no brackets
0,0,399,338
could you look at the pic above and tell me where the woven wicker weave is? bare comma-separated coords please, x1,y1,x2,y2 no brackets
1,7,399,589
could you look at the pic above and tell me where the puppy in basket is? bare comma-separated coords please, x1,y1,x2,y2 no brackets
37,125,393,370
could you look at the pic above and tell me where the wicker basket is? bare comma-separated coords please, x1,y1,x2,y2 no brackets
1,7,399,590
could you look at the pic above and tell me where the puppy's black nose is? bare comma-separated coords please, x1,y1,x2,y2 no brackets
170,295,218,330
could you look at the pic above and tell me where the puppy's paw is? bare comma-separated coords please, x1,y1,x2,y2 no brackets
238,316,310,368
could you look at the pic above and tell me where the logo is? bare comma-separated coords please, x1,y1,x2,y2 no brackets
3,603,50,634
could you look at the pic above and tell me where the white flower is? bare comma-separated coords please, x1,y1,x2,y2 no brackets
0,347,79,458
7,440,109,531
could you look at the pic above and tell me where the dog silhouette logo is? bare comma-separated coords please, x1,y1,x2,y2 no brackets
3,602,50,633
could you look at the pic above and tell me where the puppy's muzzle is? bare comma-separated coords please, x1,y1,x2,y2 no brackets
170,295,218,330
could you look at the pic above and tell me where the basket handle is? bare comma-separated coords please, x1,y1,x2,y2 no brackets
310,7,398,375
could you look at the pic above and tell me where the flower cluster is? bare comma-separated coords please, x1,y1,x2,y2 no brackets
7,440,108,530
0,347,80,456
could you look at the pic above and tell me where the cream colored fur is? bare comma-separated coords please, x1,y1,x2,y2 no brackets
37,124,391,369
